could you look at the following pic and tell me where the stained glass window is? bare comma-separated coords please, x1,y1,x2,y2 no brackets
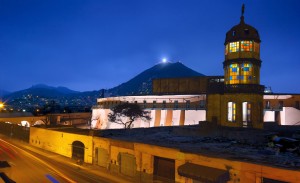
229,42,239,53
241,63,253,84
228,64,239,84
227,62,254,84
241,41,253,51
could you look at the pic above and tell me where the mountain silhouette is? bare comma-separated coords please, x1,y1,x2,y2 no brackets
2,62,205,107
108,62,205,96
4,84,79,99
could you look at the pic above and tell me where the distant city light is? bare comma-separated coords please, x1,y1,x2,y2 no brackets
0,103,3,108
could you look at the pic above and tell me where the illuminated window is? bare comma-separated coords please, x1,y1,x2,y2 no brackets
242,102,251,122
229,42,239,53
254,42,260,52
228,64,239,84
241,41,253,51
228,102,236,122
241,63,253,84
227,62,254,84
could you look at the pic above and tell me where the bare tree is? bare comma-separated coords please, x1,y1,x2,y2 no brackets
108,103,151,129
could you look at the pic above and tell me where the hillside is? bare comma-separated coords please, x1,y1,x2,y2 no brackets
4,84,80,99
108,62,205,96
2,62,205,111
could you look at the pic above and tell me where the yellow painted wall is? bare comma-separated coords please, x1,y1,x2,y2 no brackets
30,127,93,163
207,93,263,129
31,128,300,183
206,94,221,124
220,93,263,129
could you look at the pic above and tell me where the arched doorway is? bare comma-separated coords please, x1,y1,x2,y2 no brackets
33,120,45,126
72,141,85,162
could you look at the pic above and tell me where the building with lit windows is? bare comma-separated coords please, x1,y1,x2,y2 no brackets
206,7,264,129
91,6,300,130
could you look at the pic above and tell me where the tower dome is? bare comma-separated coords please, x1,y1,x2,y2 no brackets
225,6,260,44
225,17,260,44
223,5,262,86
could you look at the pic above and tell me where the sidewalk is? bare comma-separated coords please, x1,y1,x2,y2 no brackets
1,136,134,183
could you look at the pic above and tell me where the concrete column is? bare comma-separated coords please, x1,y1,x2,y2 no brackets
165,110,173,126
154,110,161,127
179,110,185,126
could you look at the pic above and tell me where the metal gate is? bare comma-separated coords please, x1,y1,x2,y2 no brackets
97,148,109,168
153,156,175,182
120,153,136,177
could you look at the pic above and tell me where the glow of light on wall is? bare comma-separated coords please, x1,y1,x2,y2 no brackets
162,58,167,63
21,121,29,127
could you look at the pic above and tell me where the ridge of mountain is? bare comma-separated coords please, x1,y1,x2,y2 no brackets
108,62,205,96
2,62,205,109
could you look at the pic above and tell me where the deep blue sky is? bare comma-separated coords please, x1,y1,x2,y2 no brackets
0,0,300,93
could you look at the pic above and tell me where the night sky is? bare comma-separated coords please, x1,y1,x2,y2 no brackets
0,0,300,93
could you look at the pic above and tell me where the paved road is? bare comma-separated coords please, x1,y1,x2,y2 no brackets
0,136,130,183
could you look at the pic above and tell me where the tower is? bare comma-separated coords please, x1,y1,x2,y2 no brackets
207,5,264,128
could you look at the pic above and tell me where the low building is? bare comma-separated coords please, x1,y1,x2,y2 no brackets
30,126,300,183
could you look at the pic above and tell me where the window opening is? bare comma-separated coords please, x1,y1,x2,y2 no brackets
174,100,178,109
186,100,190,109
241,41,253,51
163,100,166,109
229,42,239,53
153,101,156,108
228,102,236,122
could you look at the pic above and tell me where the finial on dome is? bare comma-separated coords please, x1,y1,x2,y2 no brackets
242,4,245,16
240,4,245,23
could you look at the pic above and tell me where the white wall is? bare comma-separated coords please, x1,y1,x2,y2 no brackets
263,111,275,122
184,110,206,125
172,110,181,126
92,108,152,129
160,110,167,126
149,110,156,127
280,107,300,125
